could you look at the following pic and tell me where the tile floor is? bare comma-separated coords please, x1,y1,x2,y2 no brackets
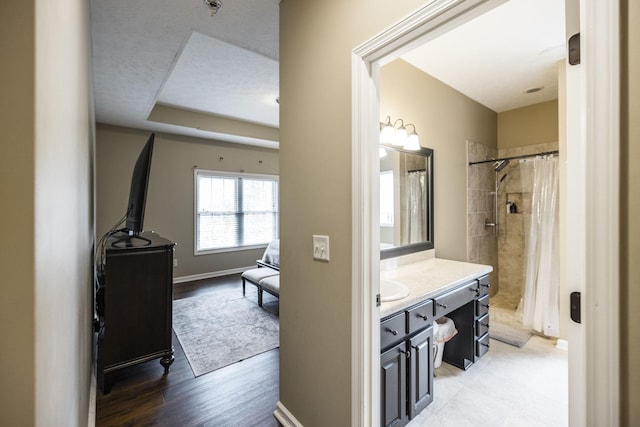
409,298,568,427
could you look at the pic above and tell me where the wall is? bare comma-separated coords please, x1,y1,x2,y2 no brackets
498,100,559,149
279,1,434,425
96,125,279,280
280,1,635,425
380,60,497,261
622,0,640,425
0,2,36,423
0,0,94,425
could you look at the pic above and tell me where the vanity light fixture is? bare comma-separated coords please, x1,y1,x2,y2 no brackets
393,119,408,147
404,124,421,151
379,116,421,150
379,116,396,145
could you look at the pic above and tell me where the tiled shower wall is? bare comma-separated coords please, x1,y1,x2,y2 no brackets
496,141,559,309
466,141,499,296
466,140,559,301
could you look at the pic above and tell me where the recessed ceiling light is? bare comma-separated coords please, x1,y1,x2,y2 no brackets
525,86,544,94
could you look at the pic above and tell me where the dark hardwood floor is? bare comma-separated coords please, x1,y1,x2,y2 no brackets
96,274,280,427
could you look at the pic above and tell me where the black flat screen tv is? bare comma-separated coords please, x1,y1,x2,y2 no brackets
111,133,155,247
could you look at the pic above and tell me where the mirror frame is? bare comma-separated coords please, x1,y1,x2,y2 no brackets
380,145,434,260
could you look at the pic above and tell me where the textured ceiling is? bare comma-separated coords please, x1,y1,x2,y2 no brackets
90,0,280,148
90,0,566,149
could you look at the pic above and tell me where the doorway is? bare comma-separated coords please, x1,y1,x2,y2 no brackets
352,0,620,426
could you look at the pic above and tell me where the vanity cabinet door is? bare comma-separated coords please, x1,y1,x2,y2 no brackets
381,342,408,427
408,327,434,418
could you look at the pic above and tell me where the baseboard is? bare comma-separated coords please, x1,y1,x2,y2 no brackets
173,266,253,284
556,338,568,351
88,333,97,427
273,401,303,427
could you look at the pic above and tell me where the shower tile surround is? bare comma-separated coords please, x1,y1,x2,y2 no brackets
466,141,560,313
466,141,499,296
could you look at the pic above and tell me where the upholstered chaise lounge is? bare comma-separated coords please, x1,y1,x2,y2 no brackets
241,240,280,306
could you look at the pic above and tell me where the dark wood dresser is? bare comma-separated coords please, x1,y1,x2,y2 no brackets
98,231,175,393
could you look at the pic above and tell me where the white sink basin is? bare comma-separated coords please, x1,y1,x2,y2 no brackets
380,279,411,302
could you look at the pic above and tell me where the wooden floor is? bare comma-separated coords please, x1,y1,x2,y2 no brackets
96,274,280,427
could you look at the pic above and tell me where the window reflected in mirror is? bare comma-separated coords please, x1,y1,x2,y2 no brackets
379,145,434,259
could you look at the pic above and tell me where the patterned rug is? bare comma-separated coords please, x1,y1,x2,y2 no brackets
173,288,279,377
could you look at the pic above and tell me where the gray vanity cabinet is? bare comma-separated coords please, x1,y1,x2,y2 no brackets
408,327,434,418
380,274,491,426
380,301,434,427
381,341,408,427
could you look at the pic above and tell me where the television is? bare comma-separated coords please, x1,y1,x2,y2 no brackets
111,133,155,247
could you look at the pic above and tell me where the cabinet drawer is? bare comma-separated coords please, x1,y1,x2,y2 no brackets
433,282,477,318
381,313,406,350
475,294,490,317
476,333,490,358
406,300,434,335
475,313,489,337
477,275,490,297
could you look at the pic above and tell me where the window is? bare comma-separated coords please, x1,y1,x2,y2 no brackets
195,170,279,253
380,170,394,226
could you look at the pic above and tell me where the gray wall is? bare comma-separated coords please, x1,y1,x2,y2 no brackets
96,125,279,280
279,2,496,423
0,1,94,425
381,59,497,261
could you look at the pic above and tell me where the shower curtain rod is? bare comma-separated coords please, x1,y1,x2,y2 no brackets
468,150,559,166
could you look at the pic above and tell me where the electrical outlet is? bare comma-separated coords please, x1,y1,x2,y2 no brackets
173,259,178,267
312,235,330,261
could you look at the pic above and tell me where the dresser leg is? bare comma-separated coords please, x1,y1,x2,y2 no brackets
160,348,175,373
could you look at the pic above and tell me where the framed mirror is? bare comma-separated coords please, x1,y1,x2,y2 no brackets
379,144,434,260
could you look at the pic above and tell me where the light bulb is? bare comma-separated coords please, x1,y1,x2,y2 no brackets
404,133,420,150
393,127,407,146
379,125,395,145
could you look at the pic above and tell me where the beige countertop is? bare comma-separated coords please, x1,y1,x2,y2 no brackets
380,258,493,318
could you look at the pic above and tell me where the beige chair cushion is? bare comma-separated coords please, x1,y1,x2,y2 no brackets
241,267,279,284
259,275,280,294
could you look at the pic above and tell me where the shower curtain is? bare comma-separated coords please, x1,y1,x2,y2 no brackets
404,170,426,244
520,155,560,337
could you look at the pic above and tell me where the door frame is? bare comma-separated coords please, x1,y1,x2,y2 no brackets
351,0,620,426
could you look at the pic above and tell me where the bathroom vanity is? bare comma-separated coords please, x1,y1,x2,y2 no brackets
379,257,492,427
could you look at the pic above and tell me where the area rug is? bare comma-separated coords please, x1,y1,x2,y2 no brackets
490,321,532,348
173,288,279,377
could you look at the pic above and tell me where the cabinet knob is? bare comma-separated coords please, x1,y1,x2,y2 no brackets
480,322,489,328
387,328,398,336
481,342,490,348
437,302,447,309
481,283,491,288
417,314,429,321
482,303,490,308
398,348,411,359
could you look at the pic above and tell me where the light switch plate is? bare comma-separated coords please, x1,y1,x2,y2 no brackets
312,235,330,261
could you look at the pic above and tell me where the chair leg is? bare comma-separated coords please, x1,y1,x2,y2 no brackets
258,287,263,307
242,279,246,296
